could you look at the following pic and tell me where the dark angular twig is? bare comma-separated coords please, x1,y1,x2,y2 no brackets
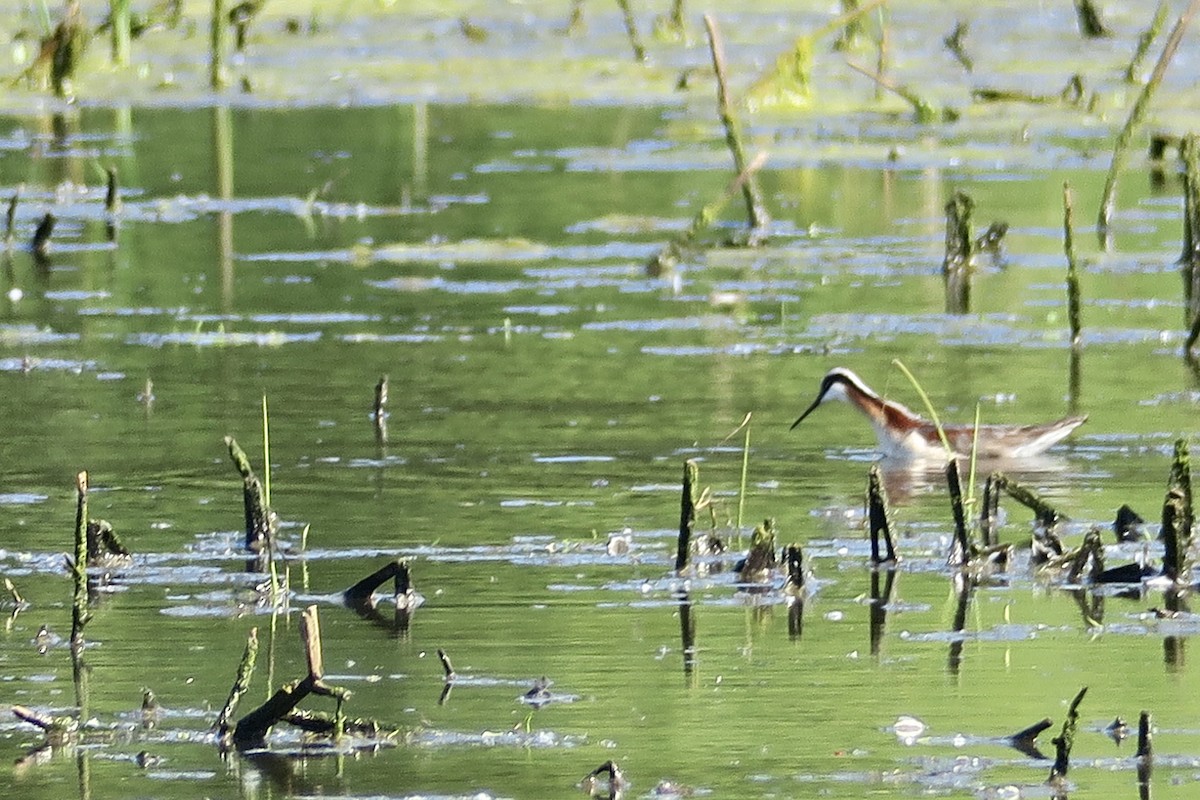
1073,0,1111,38
1048,686,1088,784
674,459,700,573
867,465,897,563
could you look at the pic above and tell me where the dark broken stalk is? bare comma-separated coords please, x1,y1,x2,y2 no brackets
1179,136,1200,355
674,459,700,573
32,213,55,260
343,558,413,604
437,648,455,680
646,150,768,277
215,626,258,743
583,760,628,796
1072,0,1111,38
943,20,972,72
232,605,350,748
1062,182,1083,349
1126,1,1169,83
1009,717,1053,760
703,14,770,240
373,374,389,443
1161,439,1193,585
1048,686,1088,785
614,0,646,62
867,465,898,564
981,473,1001,548
5,186,20,249
225,435,274,557
70,471,91,652
942,190,974,314
1097,0,1200,246
992,472,1061,529
1137,710,1153,791
946,458,971,566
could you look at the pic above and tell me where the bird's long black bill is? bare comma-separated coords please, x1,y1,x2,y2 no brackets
790,396,823,430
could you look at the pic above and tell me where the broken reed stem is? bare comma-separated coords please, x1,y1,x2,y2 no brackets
1137,710,1152,759
946,457,970,566
1162,439,1194,584
1097,0,1200,244
70,471,90,651
1049,686,1088,783
1125,1,1169,83
32,213,54,258
373,374,389,420
225,435,272,554
646,150,768,276
104,167,120,214
614,0,646,62
437,648,455,680
5,185,20,249
981,473,1001,547
942,190,974,314
1072,0,1111,38
343,558,411,602
703,14,770,236
867,465,897,563
216,626,259,740
1062,182,1082,348
674,459,700,573
995,472,1061,528
783,544,806,592
110,0,131,66
210,0,229,90
1181,136,1200,345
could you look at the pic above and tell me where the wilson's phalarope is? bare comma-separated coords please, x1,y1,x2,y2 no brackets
791,367,1087,461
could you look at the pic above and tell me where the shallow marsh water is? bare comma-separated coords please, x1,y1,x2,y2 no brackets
1,1,1200,798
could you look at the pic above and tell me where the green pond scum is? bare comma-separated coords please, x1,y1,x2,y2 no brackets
3,1,1200,798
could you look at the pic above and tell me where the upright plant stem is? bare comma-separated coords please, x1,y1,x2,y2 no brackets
211,0,229,90
1063,182,1083,348
71,471,90,651
1097,0,1200,244
110,0,131,66
703,14,770,236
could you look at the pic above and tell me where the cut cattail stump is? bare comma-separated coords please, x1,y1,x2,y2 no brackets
215,626,258,744
70,471,91,652
942,191,974,313
1161,440,1193,585
1048,686,1088,786
32,212,54,261
867,465,898,564
224,435,275,561
372,374,389,443
232,606,355,748
945,458,970,566
4,185,20,249
674,459,700,573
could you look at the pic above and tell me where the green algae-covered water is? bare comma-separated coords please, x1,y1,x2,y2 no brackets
2,2,1200,798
